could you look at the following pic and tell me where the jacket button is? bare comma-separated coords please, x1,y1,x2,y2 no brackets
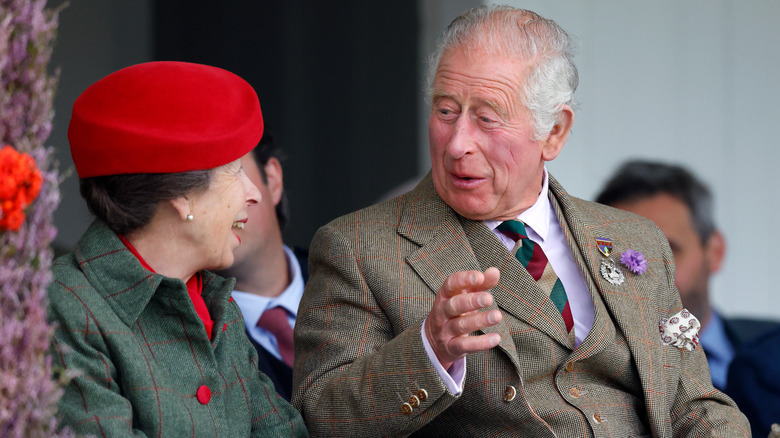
196,385,211,404
503,386,517,402
566,362,575,372
416,389,428,402
401,402,413,415
569,387,580,398
592,413,603,424
408,395,420,408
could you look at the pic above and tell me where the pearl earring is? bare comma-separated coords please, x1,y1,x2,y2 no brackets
186,214,194,221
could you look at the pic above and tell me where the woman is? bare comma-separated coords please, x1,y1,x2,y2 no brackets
48,61,307,437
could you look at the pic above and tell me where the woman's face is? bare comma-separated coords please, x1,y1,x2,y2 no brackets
186,159,261,271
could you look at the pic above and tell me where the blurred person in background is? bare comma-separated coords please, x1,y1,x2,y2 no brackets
216,130,307,401
596,159,780,392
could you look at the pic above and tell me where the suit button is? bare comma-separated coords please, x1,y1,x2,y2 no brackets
196,385,211,404
569,387,580,398
408,395,420,408
592,413,603,424
503,386,517,402
401,402,413,415
416,389,428,402
566,362,575,372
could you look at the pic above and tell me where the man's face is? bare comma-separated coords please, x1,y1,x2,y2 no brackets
428,47,566,221
229,152,283,267
610,193,724,319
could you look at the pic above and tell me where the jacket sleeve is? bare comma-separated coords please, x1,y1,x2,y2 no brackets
236,303,309,437
292,221,458,437
49,280,149,437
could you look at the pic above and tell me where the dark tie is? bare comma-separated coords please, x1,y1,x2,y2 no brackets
497,220,575,344
256,307,295,367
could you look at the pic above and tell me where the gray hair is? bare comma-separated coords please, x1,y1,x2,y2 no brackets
427,5,579,140
595,160,716,244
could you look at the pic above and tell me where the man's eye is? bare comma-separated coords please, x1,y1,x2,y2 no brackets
479,116,494,123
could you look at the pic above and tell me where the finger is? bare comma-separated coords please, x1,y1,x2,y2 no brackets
440,267,500,298
440,270,484,298
444,291,494,318
446,332,502,357
448,309,502,336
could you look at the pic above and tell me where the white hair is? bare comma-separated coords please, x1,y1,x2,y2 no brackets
427,5,579,140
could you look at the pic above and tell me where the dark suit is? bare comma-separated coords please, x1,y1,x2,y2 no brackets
292,173,748,437
249,246,308,402
726,325,780,437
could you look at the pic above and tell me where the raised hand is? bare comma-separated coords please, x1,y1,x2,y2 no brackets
424,267,503,370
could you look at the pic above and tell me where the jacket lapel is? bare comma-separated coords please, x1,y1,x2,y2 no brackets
548,175,668,416
399,175,568,369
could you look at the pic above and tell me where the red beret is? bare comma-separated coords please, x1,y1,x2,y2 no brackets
68,61,263,178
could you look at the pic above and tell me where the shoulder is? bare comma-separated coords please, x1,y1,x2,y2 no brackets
725,317,780,348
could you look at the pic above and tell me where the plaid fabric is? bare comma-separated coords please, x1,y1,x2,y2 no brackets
292,173,749,437
48,220,307,437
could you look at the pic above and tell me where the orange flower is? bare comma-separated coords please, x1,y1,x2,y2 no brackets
0,145,43,232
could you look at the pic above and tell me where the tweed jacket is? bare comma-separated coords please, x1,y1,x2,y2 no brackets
292,173,749,437
49,220,307,437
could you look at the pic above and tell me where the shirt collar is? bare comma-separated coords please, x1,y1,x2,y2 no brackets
485,167,551,241
231,244,305,323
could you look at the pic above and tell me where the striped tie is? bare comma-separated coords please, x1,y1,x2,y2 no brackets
497,220,575,343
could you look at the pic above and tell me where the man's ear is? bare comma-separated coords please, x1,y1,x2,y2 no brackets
263,157,284,207
705,230,726,274
169,196,191,221
541,105,574,162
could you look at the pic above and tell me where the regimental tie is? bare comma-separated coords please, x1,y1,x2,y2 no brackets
256,307,295,367
497,219,575,345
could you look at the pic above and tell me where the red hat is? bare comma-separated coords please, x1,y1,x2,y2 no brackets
68,61,263,178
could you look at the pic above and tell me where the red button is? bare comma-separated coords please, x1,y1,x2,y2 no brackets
197,385,211,404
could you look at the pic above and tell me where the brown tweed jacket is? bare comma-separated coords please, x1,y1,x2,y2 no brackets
292,173,749,437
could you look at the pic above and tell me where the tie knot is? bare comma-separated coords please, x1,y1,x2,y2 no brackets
496,220,528,242
256,306,290,332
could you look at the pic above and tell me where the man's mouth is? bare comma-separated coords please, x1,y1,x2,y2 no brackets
232,220,246,230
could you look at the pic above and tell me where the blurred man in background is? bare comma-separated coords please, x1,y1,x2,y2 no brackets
217,131,307,401
596,159,779,392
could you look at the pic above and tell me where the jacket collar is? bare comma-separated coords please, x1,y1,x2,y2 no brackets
74,220,233,328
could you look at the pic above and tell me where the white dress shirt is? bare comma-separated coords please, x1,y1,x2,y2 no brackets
231,245,305,362
423,168,595,395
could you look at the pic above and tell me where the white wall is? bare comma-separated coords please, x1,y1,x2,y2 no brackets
420,1,780,320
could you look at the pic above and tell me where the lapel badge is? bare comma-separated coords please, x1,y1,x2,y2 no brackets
595,237,613,257
600,259,624,285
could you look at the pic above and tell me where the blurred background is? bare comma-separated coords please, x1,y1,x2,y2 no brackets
47,0,780,319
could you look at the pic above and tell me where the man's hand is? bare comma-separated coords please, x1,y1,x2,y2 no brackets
424,267,503,370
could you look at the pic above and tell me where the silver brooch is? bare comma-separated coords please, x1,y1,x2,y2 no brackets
600,259,624,285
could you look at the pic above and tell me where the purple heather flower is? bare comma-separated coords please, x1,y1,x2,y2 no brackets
620,249,648,275
1,0,71,436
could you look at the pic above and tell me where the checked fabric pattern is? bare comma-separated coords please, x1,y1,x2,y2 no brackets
497,219,575,345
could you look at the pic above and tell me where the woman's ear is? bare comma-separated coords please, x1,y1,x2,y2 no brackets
169,196,192,221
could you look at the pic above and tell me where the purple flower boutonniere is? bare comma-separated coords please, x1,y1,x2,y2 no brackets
620,249,647,275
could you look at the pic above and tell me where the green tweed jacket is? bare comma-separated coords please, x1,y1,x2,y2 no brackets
49,220,307,437
292,173,749,437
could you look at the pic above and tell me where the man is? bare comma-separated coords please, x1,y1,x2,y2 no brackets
216,131,307,401
292,6,748,437
595,160,780,391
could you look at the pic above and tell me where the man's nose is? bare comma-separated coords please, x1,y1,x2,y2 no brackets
446,115,478,159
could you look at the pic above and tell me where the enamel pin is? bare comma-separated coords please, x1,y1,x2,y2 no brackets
595,237,613,257
600,259,625,285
